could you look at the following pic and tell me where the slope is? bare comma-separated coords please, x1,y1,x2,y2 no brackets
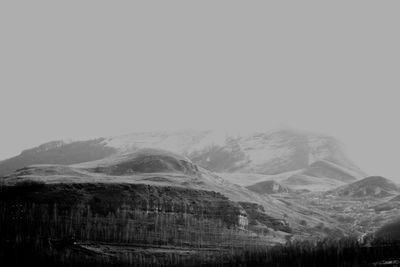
327,176,399,198
1,148,346,237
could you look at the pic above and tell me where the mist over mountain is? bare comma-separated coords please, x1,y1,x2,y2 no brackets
0,129,365,189
0,128,369,235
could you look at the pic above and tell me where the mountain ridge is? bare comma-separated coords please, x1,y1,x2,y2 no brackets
0,130,365,189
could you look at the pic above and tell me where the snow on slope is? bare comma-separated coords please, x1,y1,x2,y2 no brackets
104,131,212,154
104,129,364,180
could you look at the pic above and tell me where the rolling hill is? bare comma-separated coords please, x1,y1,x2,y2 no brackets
327,176,399,198
0,138,116,177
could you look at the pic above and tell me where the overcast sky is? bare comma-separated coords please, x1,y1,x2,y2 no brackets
0,2,399,180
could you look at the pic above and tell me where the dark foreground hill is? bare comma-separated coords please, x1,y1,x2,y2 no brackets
0,182,247,229
1,148,300,243
375,218,400,241
0,180,291,266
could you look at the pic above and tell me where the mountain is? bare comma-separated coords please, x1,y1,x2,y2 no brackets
186,130,363,178
0,129,365,190
0,148,284,216
229,159,358,193
327,176,399,198
1,147,346,236
103,129,362,179
0,138,116,177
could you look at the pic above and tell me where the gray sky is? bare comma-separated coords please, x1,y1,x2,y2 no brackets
0,2,399,180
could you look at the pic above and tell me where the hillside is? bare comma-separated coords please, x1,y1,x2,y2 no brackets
280,174,345,192
390,194,400,202
246,180,290,195
220,168,348,193
75,148,200,176
1,148,345,236
0,182,248,228
375,218,400,240
1,146,390,266
302,160,360,182
327,176,399,198
0,138,116,177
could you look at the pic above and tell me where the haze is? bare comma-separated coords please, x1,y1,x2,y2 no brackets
0,2,399,181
